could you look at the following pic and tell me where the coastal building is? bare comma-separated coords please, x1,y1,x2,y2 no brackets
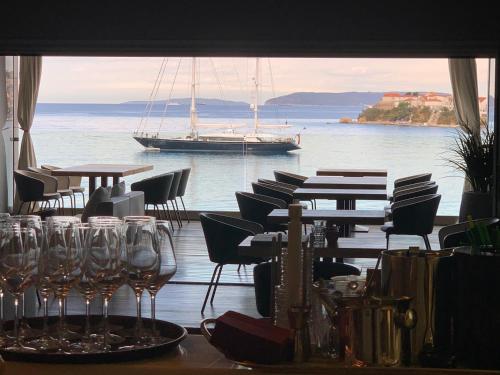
376,92,465,112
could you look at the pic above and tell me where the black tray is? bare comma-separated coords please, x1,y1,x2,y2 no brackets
0,315,187,364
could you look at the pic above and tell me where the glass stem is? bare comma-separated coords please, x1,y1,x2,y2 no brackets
135,291,143,341
85,298,91,341
150,293,157,337
42,297,49,337
14,297,20,347
103,297,109,350
58,297,65,349
0,290,4,337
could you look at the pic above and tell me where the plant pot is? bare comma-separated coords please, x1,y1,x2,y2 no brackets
458,191,493,222
453,247,500,369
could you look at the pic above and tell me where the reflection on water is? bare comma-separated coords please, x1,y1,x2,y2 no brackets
32,112,463,215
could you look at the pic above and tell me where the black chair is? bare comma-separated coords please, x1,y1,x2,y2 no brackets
29,166,74,214
176,168,191,223
167,170,183,228
199,213,265,314
14,170,61,214
393,173,432,189
131,173,175,229
438,217,499,249
235,191,287,232
388,181,436,202
393,184,438,202
257,178,298,191
274,170,307,187
42,164,86,209
381,194,441,250
252,182,294,205
253,261,360,317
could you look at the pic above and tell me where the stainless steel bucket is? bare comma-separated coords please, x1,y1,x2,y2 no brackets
381,249,454,365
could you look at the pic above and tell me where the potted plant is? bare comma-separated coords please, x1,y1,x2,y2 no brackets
446,123,494,222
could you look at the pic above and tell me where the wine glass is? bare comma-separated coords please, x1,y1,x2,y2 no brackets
87,221,127,350
45,222,83,351
146,220,177,344
0,226,40,351
124,219,159,344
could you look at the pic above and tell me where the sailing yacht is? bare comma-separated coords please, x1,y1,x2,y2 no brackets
133,58,300,153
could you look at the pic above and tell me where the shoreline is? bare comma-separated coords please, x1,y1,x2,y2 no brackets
355,120,457,128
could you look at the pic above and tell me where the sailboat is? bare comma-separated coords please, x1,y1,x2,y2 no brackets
133,58,300,153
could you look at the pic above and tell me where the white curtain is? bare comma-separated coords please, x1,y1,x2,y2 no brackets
17,56,42,170
448,58,480,194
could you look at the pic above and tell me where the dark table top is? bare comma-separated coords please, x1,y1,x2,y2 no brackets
303,176,387,190
267,209,386,225
316,168,388,177
293,188,388,200
51,164,153,177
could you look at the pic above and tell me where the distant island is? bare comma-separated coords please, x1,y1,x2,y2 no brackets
265,92,384,106
122,98,249,106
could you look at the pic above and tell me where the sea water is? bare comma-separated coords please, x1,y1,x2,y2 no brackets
32,103,463,215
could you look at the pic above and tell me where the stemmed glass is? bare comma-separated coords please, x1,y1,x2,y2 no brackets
45,222,83,351
87,221,127,350
123,218,159,344
0,226,40,351
146,220,177,344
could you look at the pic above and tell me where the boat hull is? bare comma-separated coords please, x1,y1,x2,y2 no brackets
133,137,300,153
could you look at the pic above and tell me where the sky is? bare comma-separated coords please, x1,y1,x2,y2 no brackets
37,57,492,104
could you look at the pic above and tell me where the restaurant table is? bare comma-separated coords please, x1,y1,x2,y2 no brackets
303,176,387,190
52,164,154,195
316,168,387,177
4,334,499,375
267,209,385,226
293,188,387,210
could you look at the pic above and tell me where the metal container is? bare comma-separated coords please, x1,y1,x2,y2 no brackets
381,248,454,365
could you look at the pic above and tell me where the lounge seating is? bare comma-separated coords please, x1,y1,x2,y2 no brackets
14,170,61,214
81,187,144,222
235,191,287,232
273,170,307,187
438,217,499,249
381,194,441,250
176,168,191,223
253,261,360,317
199,213,265,314
131,173,176,230
393,173,432,189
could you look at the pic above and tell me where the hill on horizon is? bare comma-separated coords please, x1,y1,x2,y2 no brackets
122,98,249,106
265,92,387,106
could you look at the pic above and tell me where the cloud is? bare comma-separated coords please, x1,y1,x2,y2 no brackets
37,57,491,103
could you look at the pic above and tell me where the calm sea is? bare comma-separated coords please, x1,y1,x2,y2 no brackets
32,103,463,215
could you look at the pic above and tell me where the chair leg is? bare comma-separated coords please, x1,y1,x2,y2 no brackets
423,235,431,250
237,264,242,272
210,264,223,305
180,196,190,223
17,201,25,214
169,200,182,229
80,191,86,207
201,264,220,314
163,203,175,232
174,199,183,227
386,234,390,250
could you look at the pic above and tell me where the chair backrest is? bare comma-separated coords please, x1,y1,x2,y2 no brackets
236,191,286,231
438,217,500,249
200,213,263,264
392,194,441,235
167,170,183,200
394,173,432,188
273,170,307,187
14,170,45,202
21,169,58,193
42,164,83,187
257,178,297,191
393,184,438,202
176,168,191,197
31,166,70,189
131,173,173,205
252,182,294,205
393,181,435,195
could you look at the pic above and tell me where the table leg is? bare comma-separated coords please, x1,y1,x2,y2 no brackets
113,176,119,185
89,177,96,196
101,176,108,188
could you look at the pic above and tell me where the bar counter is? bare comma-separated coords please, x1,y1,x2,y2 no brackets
4,335,500,375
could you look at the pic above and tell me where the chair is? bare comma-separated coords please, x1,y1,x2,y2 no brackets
167,170,183,228
253,261,360,317
257,178,298,191
236,191,287,232
176,168,191,223
14,170,61,214
381,194,441,250
393,184,438,202
438,217,499,249
274,170,307,187
199,213,265,314
29,166,74,214
252,182,294,205
388,181,436,202
131,173,175,229
42,164,86,208
393,173,432,189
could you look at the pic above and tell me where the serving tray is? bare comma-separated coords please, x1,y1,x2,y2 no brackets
0,314,187,364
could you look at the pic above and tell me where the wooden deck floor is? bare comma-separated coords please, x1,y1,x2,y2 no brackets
41,221,442,329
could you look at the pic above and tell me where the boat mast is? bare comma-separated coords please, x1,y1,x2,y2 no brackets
190,57,197,138
253,58,259,134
